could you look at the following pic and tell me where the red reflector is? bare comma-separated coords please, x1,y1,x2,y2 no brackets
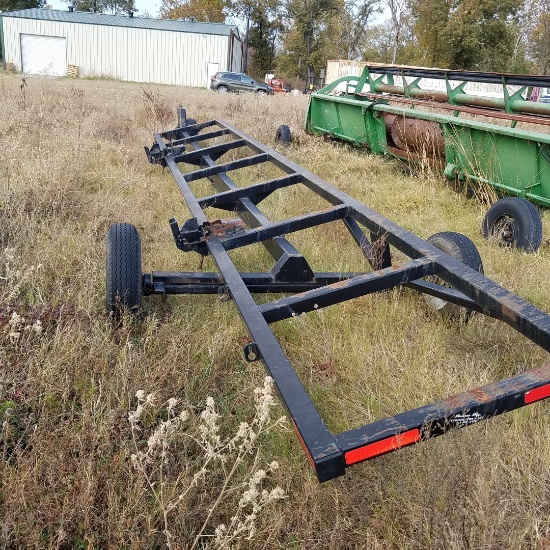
345,428,421,465
525,383,550,404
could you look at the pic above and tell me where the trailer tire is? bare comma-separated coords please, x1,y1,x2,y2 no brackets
425,231,483,317
275,124,291,144
106,223,142,318
482,197,542,253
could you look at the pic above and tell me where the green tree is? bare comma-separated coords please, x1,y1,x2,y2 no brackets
531,12,550,73
409,0,452,67
159,0,226,22
227,0,281,76
447,0,520,70
362,21,394,62
525,0,550,73
340,0,381,60
382,0,408,63
0,0,44,10
411,0,523,71
278,0,342,79
247,6,282,78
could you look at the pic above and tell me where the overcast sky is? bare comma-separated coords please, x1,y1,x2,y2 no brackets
47,0,162,18
44,1,387,30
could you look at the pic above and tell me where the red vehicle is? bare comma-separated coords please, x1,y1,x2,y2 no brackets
265,72,289,94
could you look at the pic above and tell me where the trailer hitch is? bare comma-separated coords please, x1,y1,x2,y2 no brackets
169,217,246,255
145,143,186,166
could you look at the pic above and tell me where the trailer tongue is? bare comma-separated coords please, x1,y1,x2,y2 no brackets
107,107,550,482
306,64,550,252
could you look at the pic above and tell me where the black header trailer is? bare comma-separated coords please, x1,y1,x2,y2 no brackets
105,108,550,482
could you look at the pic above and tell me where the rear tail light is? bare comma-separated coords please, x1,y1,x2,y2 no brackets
525,383,550,404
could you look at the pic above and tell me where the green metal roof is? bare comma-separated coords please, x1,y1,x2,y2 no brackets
2,8,240,37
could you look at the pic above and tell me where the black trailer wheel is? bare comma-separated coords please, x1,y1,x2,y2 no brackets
425,231,484,316
275,124,291,145
106,223,142,317
482,197,542,253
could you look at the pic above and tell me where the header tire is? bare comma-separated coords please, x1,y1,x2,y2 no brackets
482,197,542,253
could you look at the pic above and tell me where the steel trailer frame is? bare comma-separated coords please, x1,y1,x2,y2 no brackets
142,108,550,482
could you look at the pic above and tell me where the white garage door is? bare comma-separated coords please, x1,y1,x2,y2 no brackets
21,34,67,76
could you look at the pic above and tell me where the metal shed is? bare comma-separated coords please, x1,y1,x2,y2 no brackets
0,8,243,87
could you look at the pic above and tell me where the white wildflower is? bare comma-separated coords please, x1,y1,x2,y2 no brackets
235,422,250,439
230,421,254,451
130,454,140,469
254,377,275,425
268,487,286,501
239,488,257,508
214,523,226,540
199,396,223,458
135,390,145,401
32,319,43,334
8,312,23,328
126,381,288,549
147,427,163,451
250,469,266,486
167,397,179,414
128,404,145,427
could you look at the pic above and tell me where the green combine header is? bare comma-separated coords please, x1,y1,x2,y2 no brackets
305,64,550,252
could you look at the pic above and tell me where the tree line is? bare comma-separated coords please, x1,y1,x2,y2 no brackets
157,0,549,80
3,0,548,80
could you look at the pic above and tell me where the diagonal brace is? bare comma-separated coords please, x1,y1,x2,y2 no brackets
259,257,434,323
173,139,247,165
184,154,270,182
198,173,304,209
220,205,349,251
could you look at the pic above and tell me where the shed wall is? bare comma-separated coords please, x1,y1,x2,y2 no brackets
230,30,242,73
3,17,234,86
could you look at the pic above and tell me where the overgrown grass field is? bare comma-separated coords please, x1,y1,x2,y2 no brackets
2,73,550,548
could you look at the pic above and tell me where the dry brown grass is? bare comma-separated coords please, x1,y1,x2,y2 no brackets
2,72,550,548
